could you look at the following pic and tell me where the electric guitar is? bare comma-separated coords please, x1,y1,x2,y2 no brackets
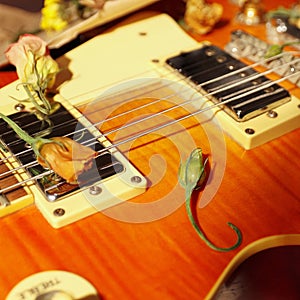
0,1,299,299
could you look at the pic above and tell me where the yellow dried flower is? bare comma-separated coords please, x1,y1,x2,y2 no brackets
40,1,68,31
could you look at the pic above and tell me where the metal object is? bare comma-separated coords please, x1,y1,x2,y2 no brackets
131,176,142,184
166,44,290,122
53,208,65,217
236,0,265,25
89,185,102,195
267,110,278,118
245,128,255,135
14,103,25,111
0,104,124,203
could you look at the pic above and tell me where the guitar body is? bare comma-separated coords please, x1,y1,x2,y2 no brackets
0,1,299,299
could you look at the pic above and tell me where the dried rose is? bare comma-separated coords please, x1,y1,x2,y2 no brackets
0,113,96,184
6,34,47,65
37,137,96,184
5,34,60,115
5,34,59,90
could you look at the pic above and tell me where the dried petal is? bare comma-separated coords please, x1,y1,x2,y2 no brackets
37,136,96,183
5,34,59,90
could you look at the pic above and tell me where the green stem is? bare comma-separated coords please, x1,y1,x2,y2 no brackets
0,112,54,159
23,84,50,115
32,59,52,113
185,193,242,252
37,86,52,112
0,112,35,145
179,148,242,252
282,41,300,48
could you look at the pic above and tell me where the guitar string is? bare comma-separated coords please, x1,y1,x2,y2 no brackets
2,50,299,163
1,50,295,151
0,79,298,195
0,53,297,176
1,50,298,155
1,51,299,163
0,52,300,194
1,50,293,150
1,52,299,173
66,51,300,139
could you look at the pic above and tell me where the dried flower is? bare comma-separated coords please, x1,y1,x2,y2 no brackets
37,136,96,183
40,0,69,31
0,112,96,184
178,148,242,252
265,41,300,58
40,0,111,32
5,34,60,115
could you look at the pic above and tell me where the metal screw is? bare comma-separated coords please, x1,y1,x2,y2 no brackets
264,87,274,93
216,55,227,63
89,185,102,195
245,128,255,135
252,78,262,85
267,110,278,118
53,208,65,217
227,63,236,70
205,48,216,56
14,103,25,111
131,176,142,184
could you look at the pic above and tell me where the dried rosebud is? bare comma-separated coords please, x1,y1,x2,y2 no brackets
5,34,59,90
178,148,242,252
37,137,96,184
265,41,300,59
264,44,284,58
178,148,207,198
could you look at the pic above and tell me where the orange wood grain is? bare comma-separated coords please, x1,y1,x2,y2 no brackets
0,0,299,299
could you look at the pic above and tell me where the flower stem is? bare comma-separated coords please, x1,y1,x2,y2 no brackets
185,192,242,252
0,112,35,145
265,41,300,58
37,86,52,112
0,112,54,159
179,148,242,252
23,85,50,115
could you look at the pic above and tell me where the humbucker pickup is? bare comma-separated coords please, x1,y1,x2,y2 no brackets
0,105,124,201
0,102,147,228
166,44,291,122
